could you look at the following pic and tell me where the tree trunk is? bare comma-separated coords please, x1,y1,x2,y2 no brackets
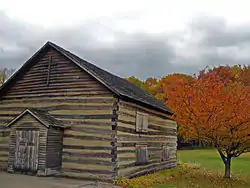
218,150,232,178
224,157,231,178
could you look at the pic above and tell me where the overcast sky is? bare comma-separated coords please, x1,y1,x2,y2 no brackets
0,0,250,79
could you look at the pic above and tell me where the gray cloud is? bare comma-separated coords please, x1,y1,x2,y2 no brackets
0,11,249,80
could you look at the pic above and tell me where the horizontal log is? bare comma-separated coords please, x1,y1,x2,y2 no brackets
59,171,113,182
9,85,107,94
0,114,16,117
61,120,111,127
63,138,111,147
117,134,172,142
26,62,80,71
117,126,176,136
0,153,8,158
117,159,164,169
61,168,114,175
117,149,135,154
0,139,9,144
123,160,177,178
5,90,111,99
18,73,90,83
64,134,111,141
10,83,106,92
117,156,136,161
68,126,112,135
62,162,112,171
0,97,114,105
0,130,10,137
2,92,111,100
14,79,101,88
148,124,177,132
118,160,174,175
63,145,112,150
19,64,83,75
52,109,112,116
117,139,177,145
63,151,111,158
118,119,135,127
62,157,114,166
18,70,83,81
0,146,9,151
53,114,114,120
31,63,79,71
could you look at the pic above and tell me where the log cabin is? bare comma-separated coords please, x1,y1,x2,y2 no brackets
0,41,177,182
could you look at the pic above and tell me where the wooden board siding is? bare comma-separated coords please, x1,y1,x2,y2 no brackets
0,128,9,170
116,100,177,178
7,114,48,174
46,127,63,175
0,47,115,180
15,130,39,172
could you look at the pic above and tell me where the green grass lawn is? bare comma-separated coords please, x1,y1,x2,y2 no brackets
117,149,250,188
178,149,250,176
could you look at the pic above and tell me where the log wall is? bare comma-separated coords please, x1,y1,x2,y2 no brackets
45,127,63,175
0,47,115,181
0,127,9,170
116,100,177,178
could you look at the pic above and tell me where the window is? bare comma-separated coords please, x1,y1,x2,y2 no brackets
162,144,170,161
136,111,148,133
136,144,148,165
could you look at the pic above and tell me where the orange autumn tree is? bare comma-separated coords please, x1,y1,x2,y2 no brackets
167,68,250,178
155,73,194,102
204,65,250,86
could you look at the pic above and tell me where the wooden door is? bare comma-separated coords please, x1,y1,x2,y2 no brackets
14,130,39,172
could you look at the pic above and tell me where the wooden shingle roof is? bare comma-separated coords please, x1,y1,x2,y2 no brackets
0,41,173,115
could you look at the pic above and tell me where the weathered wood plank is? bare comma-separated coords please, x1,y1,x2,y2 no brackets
64,133,111,141
63,138,111,147
62,163,112,171
62,157,114,166
60,171,114,182
63,151,111,158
